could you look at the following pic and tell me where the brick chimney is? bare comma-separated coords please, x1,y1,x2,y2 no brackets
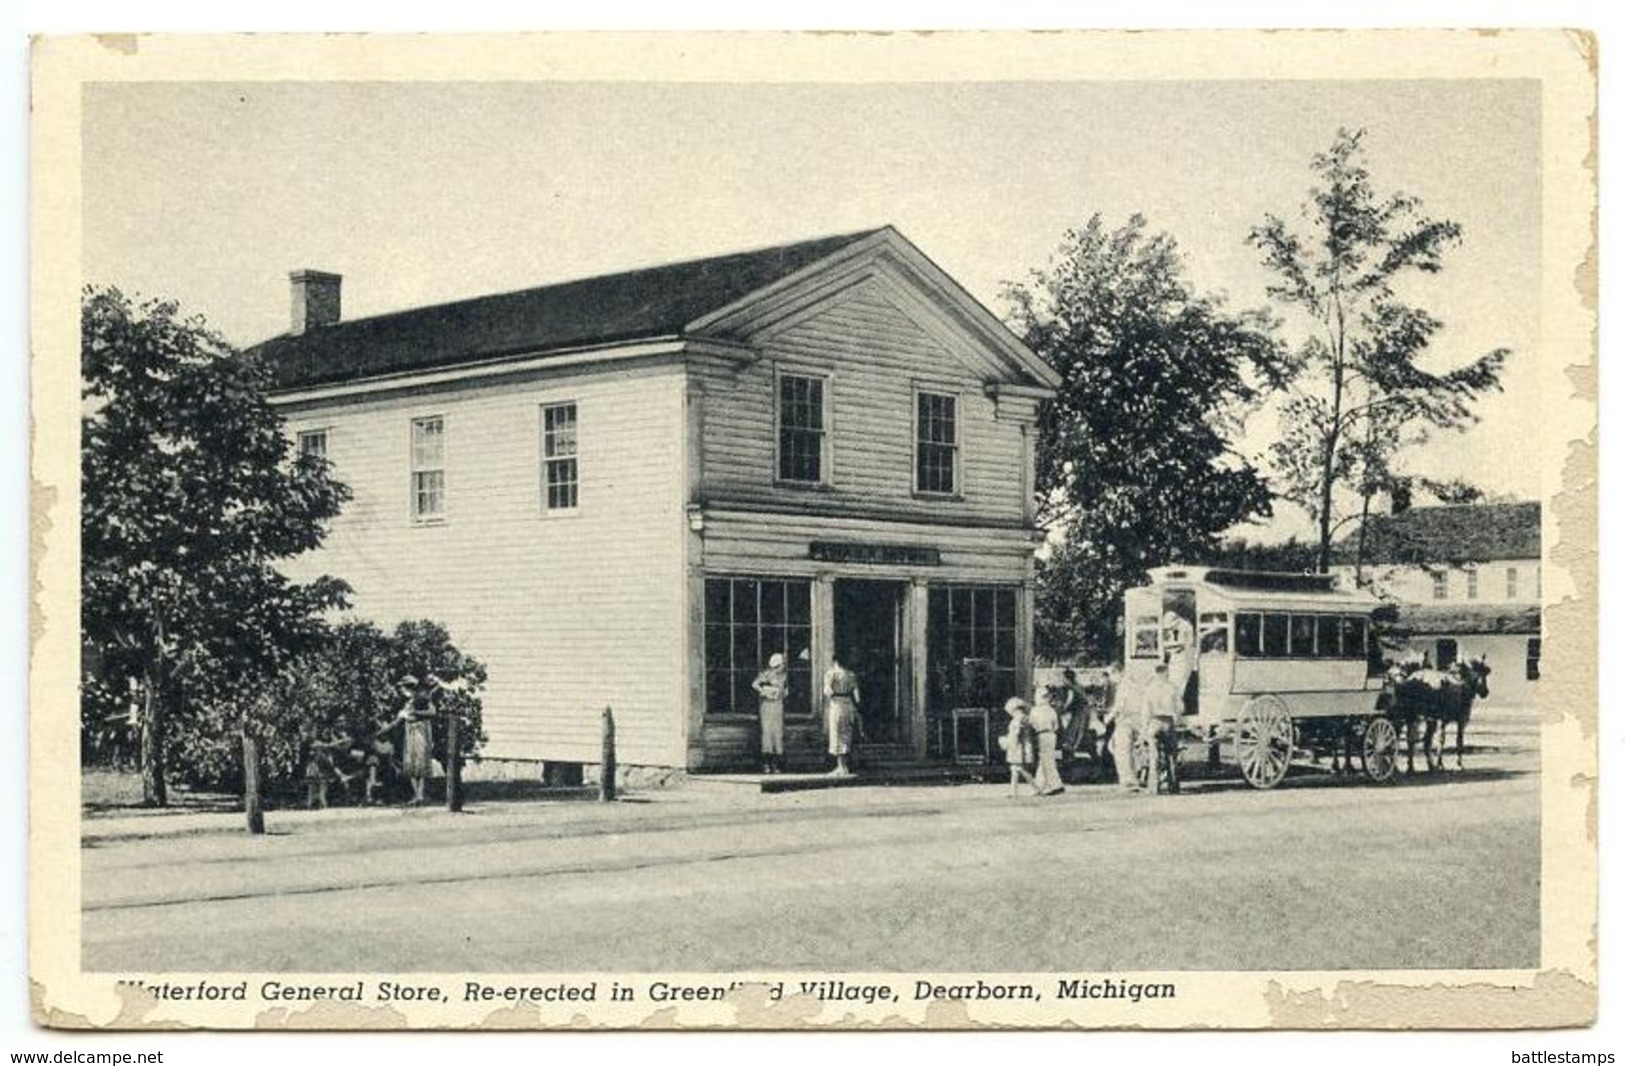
289,270,342,335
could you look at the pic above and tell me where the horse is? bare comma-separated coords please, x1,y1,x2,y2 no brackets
1387,654,1491,773
1424,656,1492,772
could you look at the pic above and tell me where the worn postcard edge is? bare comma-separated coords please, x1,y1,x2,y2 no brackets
26,28,1601,1031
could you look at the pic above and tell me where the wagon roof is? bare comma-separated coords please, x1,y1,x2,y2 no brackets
1144,565,1378,610
1200,587,1378,611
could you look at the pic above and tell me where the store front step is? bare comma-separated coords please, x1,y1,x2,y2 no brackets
684,761,1001,794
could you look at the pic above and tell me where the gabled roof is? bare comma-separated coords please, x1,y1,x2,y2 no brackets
252,230,881,390
1333,502,1542,565
250,227,1057,394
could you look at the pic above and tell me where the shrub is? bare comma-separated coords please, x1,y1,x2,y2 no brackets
164,619,488,799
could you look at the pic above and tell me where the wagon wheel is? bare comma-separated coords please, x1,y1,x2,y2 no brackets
1234,695,1294,790
1359,715,1399,784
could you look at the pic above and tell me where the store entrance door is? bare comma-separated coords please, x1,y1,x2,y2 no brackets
833,579,908,747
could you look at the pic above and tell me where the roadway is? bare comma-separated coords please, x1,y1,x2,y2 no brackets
81,734,1540,974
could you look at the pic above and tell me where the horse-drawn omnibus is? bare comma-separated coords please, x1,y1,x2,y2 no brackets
1120,565,1396,789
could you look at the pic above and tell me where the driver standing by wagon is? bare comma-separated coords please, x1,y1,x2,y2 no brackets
1134,660,1182,794
1162,610,1196,715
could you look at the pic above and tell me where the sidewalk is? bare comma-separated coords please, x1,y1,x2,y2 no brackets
79,773,1001,846
80,704,1541,845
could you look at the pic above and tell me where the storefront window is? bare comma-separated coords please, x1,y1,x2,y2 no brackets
926,585,1019,709
704,578,813,717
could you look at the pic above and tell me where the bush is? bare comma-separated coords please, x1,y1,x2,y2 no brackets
164,619,488,798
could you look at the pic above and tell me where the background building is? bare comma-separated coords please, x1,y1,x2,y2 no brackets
1331,501,1541,705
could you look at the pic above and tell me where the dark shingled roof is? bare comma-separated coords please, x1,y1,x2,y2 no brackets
251,229,883,390
1388,603,1542,637
1333,502,1541,565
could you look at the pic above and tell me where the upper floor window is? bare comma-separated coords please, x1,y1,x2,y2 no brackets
1431,571,1448,601
915,391,959,495
777,372,827,485
1506,566,1520,599
411,416,445,520
541,402,579,512
1466,569,1479,600
297,429,328,461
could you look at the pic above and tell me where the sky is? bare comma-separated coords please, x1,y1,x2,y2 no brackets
80,77,1543,540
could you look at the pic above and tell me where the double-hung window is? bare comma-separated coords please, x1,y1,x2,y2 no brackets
542,402,579,512
410,416,445,520
777,372,827,484
297,428,328,461
915,391,958,495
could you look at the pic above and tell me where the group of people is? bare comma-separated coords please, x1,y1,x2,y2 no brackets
302,671,457,808
748,643,1185,793
748,652,861,777
1005,658,1183,797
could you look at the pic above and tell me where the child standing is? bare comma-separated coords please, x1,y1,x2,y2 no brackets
1000,697,1038,798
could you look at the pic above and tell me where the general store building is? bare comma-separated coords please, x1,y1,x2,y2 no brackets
257,228,1059,771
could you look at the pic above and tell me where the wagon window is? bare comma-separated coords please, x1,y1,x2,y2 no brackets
1340,616,1368,659
1130,614,1161,659
1289,614,1317,657
1315,615,1341,658
1234,613,1262,658
1262,613,1289,657
1198,612,1229,655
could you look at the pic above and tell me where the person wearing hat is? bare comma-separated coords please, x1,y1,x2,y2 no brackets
1028,691,1066,796
390,672,442,805
752,652,790,774
1000,697,1039,797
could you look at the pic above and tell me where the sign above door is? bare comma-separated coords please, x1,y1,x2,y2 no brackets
809,541,941,567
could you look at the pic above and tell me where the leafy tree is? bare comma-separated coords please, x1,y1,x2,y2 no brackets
81,287,351,808
1197,535,1320,574
1249,128,1508,574
1004,215,1286,662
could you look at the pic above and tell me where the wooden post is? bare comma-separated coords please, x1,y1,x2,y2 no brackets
242,731,265,836
600,706,617,802
445,710,463,812
139,669,168,808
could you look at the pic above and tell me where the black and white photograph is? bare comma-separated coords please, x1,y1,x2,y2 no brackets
26,28,1597,1033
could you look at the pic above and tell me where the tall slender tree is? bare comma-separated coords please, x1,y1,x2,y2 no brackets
1004,215,1286,662
81,287,350,807
1249,128,1508,573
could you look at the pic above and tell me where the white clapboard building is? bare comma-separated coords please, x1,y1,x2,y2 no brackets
256,228,1059,772
1331,501,1542,706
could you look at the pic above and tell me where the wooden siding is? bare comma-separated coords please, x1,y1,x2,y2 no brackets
279,363,687,766
696,278,1032,526
700,509,1037,584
